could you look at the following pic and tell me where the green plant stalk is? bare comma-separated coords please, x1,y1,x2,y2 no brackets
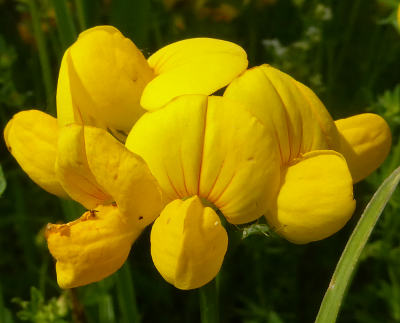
51,0,77,50
115,262,141,323
199,278,219,323
27,0,55,112
74,0,87,31
315,165,400,323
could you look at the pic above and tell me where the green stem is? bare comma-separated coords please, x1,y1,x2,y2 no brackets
199,278,219,323
27,0,55,113
115,262,141,323
74,0,87,31
51,0,77,50
315,166,400,323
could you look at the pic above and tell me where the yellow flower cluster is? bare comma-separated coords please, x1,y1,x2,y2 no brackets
4,26,391,290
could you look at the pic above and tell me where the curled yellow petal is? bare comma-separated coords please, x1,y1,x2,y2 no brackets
334,113,391,183
3,110,67,197
56,124,112,209
83,126,166,227
141,38,248,111
46,204,140,289
266,150,356,244
127,95,281,224
57,25,154,134
224,64,339,163
150,196,228,290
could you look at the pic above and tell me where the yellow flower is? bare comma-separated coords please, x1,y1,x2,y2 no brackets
5,111,164,288
126,94,281,289
224,64,391,243
4,26,248,289
126,65,391,289
57,25,248,137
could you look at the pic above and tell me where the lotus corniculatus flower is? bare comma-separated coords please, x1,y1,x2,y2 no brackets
126,65,391,289
4,26,249,289
223,65,391,244
4,25,391,291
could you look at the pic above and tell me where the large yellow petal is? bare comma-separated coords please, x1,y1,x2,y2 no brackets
334,113,391,183
150,196,228,290
266,150,356,244
126,95,207,200
199,96,281,224
83,126,166,228
127,95,281,224
3,110,67,197
224,64,339,163
56,124,112,209
57,26,154,134
141,38,248,111
46,204,140,289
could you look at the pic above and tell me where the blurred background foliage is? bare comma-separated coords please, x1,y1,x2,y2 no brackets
0,0,400,322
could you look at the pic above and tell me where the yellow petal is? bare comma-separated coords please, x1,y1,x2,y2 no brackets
3,110,67,197
141,38,248,111
224,64,339,163
83,126,166,227
150,196,228,290
127,95,281,224
56,124,112,209
46,204,140,289
57,26,154,133
334,113,391,183
266,150,356,244
127,95,208,200
199,96,281,224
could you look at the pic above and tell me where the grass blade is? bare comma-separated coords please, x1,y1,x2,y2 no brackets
315,165,400,323
0,164,6,196
74,0,88,31
27,0,55,112
51,0,77,49
199,278,219,323
110,0,151,49
115,262,141,323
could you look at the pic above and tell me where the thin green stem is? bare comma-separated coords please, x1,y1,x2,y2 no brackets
51,0,77,50
27,0,55,113
74,0,87,31
199,278,219,323
315,166,400,323
115,262,141,323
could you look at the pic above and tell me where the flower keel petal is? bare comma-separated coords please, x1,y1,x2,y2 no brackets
334,113,391,183
4,110,67,197
46,204,140,289
151,196,228,290
266,150,356,244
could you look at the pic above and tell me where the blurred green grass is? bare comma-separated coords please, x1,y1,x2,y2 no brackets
0,0,400,322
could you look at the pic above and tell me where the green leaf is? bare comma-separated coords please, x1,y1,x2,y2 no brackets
315,165,400,323
241,223,271,239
